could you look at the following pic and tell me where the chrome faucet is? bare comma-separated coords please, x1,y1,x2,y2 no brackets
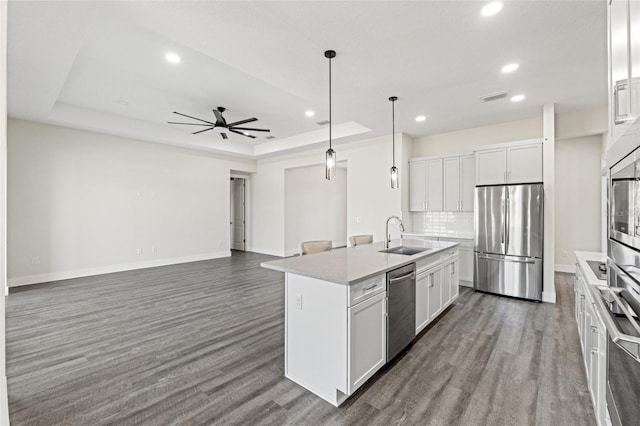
385,216,405,249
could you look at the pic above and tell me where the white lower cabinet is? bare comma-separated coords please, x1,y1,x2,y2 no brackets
415,269,430,333
427,267,443,322
443,259,459,302
574,259,608,426
348,291,386,393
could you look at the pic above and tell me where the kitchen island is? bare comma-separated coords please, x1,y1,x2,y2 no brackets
261,239,459,406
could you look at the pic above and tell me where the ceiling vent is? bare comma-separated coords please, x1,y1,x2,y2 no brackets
316,120,330,126
265,136,276,140
480,91,508,103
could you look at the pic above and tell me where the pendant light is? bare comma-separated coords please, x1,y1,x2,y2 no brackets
389,96,399,188
325,50,336,180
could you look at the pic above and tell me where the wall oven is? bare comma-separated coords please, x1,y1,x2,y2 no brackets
610,148,640,249
604,239,640,426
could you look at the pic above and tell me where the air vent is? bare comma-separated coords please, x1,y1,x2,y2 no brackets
265,136,276,140
316,120,330,126
480,91,508,103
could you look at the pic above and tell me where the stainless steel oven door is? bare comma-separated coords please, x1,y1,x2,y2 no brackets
597,261,640,426
610,152,638,248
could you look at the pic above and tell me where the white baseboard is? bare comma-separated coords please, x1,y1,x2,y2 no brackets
542,291,557,304
0,375,8,426
8,251,230,287
247,247,286,257
555,264,575,273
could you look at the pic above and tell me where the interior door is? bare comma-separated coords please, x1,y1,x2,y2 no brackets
505,184,543,258
474,185,506,255
231,178,245,251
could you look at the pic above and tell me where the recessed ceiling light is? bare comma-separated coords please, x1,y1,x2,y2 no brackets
511,94,525,102
116,100,129,106
165,52,181,64
501,63,519,73
243,132,250,136
415,115,426,122
481,2,503,17
305,110,315,117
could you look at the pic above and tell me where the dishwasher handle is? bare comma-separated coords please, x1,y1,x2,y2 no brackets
388,272,415,283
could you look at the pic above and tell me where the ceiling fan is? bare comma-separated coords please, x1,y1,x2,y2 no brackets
168,107,270,140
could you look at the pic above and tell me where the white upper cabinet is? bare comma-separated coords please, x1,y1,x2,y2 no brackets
608,0,640,147
507,143,543,183
475,141,543,186
409,159,443,211
460,155,475,211
426,159,443,211
475,148,507,186
411,154,474,212
443,157,461,211
409,161,427,212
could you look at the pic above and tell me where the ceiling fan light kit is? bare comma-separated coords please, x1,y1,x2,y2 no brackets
325,49,337,181
168,106,270,140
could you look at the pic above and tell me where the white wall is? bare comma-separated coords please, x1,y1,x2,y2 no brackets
555,134,603,269
7,119,256,286
250,134,406,256
284,164,347,255
0,1,9,423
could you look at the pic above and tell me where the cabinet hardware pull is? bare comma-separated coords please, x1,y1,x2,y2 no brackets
363,284,377,291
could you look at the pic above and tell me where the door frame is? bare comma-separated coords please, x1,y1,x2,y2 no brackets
230,175,248,252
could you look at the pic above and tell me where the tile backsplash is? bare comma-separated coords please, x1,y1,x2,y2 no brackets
410,211,474,236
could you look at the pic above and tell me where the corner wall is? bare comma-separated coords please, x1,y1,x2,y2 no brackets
7,119,256,286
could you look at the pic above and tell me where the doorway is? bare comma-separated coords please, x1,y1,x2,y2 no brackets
230,177,245,251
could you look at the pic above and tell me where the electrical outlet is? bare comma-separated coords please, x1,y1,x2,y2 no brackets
151,246,158,254
151,191,157,198
295,295,303,310
562,250,569,258
136,248,143,255
356,216,361,224
30,257,39,265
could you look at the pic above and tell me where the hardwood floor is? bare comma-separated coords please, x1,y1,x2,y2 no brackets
6,253,594,425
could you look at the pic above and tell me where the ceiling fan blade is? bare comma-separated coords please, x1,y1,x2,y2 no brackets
168,121,211,126
192,127,215,135
226,117,257,127
229,129,256,139
173,111,216,125
221,133,228,140
229,127,270,132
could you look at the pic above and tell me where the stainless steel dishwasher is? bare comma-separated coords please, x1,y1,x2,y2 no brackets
387,262,416,361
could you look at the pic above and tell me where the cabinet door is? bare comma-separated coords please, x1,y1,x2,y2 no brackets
630,0,640,121
443,157,461,211
507,144,542,183
426,159,443,211
588,311,600,408
415,270,430,334
348,291,386,394
448,260,459,301
460,155,475,212
428,268,443,321
610,0,633,142
475,148,507,186
409,161,427,211
458,247,474,283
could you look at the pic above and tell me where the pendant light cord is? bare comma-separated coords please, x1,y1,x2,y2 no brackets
392,99,395,167
329,55,332,150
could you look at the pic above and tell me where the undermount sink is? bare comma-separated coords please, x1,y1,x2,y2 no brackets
379,246,431,256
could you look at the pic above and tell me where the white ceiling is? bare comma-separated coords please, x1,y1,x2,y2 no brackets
7,1,607,159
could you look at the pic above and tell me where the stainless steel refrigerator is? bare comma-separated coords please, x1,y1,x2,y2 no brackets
474,184,544,301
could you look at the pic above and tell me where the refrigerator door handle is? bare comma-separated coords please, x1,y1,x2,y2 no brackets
478,254,536,264
505,189,510,249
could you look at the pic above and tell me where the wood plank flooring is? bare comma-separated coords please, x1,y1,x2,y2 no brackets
6,253,595,425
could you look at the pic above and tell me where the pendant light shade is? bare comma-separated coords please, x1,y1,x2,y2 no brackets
325,50,337,180
389,96,399,189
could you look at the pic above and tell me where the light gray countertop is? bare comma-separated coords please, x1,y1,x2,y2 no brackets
261,238,459,285
575,251,607,286
402,232,474,241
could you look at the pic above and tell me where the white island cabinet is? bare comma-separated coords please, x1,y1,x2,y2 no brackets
262,239,459,406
